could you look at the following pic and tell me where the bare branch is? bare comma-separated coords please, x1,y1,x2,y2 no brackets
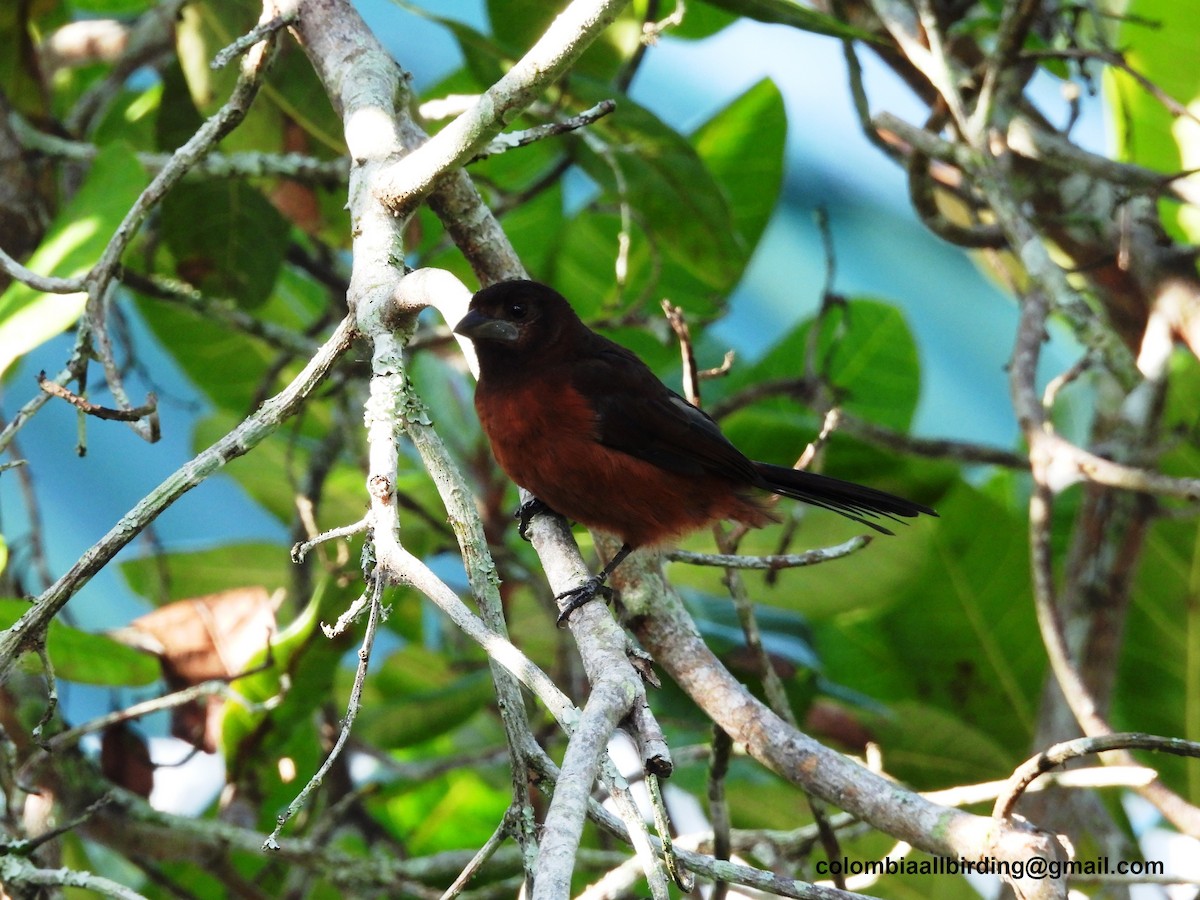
995,733,1200,821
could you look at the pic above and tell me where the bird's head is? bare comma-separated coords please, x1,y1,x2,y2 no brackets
454,280,582,355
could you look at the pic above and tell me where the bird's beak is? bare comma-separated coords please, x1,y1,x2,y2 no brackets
454,309,520,344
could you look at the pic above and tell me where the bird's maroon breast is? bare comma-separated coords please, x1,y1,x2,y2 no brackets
475,378,770,547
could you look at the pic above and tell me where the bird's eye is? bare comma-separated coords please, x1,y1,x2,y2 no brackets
507,301,528,320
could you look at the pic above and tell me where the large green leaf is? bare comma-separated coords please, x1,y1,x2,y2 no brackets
380,767,511,855
863,700,1015,784
722,297,922,433
175,0,343,155
814,483,1043,785
355,648,495,749
0,144,147,377
0,599,159,687
160,180,289,309
0,2,49,119
1119,514,1200,801
692,78,786,266
1107,0,1200,242
220,577,340,772
69,0,154,13
120,542,292,604
672,3,738,39
549,80,785,317
572,82,743,292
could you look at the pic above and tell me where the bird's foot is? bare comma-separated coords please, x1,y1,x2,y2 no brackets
554,577,614,628
515,497,553,542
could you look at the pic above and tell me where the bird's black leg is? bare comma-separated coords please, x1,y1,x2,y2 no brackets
555,543,633,627
515,496,553,542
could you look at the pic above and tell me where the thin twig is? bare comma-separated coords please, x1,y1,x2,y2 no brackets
30,643,58,745
708,726,733,900
210,12,296,69
76,10,284,445
37,372,159,436
8,113,349,185
646,772,693,892
994,733,1200,821
475,99,616,160
662,300,700,406
292,515,370,563
264,575,384,849
0,244,85,294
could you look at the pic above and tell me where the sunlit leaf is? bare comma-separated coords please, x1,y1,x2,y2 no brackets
383,769,511,855
0,144,147,377
572,82,743,291
0,2,51,119
1107,0,1200,241
219,578,334,768
724,297,921,433
692,78,786,262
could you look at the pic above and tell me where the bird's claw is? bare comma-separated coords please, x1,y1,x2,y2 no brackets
554,577,614,628
515,497,552,542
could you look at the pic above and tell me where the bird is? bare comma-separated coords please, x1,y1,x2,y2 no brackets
454,279,936,623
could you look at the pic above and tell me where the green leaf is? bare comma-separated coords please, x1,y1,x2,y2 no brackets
175,0,255,116
0,2,50,119
68,0,154,13
0,144,147,377
93,81,163,151
815,483,1044,784
381,768,511,855
863,701,1014,784
160,180,290,308
120,543,292,604
671,3,738,39
356,650,495,749
689,595,821,671
155,62,206,152
1107,0,1200,241
726,297,921,432
176,0,343,155
550,81,784,317
692,78,786,263
0,599,159,687
1120,514,1200,800
571,81,743,292
698,0,878,42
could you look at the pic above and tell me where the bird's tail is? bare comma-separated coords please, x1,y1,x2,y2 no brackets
753,462,936,535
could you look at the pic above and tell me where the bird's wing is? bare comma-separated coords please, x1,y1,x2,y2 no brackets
570,337,760,482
